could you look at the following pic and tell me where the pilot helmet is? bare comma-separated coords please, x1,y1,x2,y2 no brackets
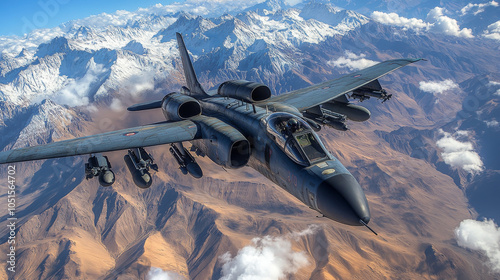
287,118,299,133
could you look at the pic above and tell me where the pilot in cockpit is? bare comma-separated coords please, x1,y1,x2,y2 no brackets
286,118,299,134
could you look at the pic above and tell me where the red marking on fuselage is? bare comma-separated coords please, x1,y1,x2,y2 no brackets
124,132,137,136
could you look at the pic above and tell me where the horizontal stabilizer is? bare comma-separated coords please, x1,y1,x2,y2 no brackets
127,100,162,111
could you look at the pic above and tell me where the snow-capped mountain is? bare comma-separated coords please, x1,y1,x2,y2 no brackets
0,0,499,279
0,1,373,108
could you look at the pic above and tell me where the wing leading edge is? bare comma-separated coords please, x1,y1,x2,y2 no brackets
0,120,199,164
268,58,422,111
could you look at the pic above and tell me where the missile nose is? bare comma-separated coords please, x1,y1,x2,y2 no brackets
186,162,203,178
141,173,151,183
99,170,115,187
316,173,370,226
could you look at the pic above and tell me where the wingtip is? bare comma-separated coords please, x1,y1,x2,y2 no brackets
0,151,12,164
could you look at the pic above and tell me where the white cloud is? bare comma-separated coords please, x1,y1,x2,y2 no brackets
427,7,474,38
488,81,500,95
285,0,303,5
371,11,429,31
371,7,474,38
0,27,65,57
31,58,108,107
328,51,378,71
485,119,499,127
461,1,499,15
52,60,107,107
483,21,500,41
419,79,459,95
137,0,266,19
146,267,185,280
110,98,124,111
68,10,142,30
219,225,319,280
436,129,483,174
455,219,500,273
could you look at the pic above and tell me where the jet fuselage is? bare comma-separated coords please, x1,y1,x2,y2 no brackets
197,96,371,226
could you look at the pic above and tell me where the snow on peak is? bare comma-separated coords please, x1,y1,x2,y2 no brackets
35,37,72,58
300,2,368,27
123,40,147,55
245,0,290,15
1,1,373,109
13,99,76,148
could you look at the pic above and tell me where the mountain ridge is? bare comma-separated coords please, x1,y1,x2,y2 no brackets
0,0,499,279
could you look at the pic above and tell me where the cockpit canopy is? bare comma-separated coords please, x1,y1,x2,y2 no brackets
263,112,330,166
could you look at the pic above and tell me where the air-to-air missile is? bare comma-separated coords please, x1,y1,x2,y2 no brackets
169,143,203,178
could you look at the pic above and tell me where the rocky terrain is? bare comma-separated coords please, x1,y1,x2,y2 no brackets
0,0,499,279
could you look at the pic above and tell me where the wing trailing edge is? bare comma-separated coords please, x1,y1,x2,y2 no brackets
0,120,199,164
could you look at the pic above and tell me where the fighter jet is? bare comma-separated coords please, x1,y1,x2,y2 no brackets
0,33,421,234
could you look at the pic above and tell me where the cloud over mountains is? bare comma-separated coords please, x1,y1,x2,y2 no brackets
419,79,459,95
455,219,500,273
436,130,483,174
372,7,473,38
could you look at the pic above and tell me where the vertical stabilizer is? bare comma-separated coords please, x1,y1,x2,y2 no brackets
176,32,207,96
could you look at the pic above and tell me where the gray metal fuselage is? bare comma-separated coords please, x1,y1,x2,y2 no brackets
197,96,371,226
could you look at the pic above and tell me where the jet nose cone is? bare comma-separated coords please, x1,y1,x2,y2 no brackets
316,173,370,226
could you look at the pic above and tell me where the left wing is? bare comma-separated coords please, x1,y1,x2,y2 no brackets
268,58,422,111
0,120,199,164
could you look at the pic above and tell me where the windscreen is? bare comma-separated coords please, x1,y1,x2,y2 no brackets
295,133,328,163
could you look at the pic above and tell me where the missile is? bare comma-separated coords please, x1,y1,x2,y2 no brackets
124,147,157,189
303,107,348,131
169,143,203,178
323,119,348,131
85,154,115,187
352,88,392,102
99,170,116,187
124,154,152,189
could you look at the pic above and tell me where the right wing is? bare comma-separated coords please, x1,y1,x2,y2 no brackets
267,58,422,111
0,120,199,164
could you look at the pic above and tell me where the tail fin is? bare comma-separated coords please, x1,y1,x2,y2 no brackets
176,32,207,96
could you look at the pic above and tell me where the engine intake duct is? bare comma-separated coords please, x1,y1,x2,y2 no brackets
192,116,251,169
218,80,271,103
162,92,202,121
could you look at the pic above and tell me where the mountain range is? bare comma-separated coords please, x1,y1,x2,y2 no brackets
0,0,499,279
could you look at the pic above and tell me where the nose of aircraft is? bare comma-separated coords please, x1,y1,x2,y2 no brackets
316,173,370,226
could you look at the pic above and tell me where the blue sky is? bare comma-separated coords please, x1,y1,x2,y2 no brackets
0,0,176,36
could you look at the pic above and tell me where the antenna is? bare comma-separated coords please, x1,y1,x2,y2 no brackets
359,219,378,236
